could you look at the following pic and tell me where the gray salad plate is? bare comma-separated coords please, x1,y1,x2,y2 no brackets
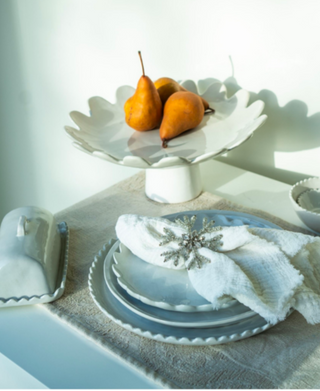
105,241,256,328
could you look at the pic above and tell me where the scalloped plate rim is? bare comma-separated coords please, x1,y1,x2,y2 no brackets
88,240,277,346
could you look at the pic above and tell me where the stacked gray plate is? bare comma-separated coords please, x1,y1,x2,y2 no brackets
89,210,282,345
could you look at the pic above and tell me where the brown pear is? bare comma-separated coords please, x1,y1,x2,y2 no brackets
124,52,162,131
160,91,204,148
154,77,178,90
154,77,211,110
156,82,181,106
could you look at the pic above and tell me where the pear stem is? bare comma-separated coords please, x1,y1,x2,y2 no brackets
205,107,215,115
138,51,145,76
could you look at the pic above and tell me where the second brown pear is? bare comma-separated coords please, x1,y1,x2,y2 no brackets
160,91,204,147
154,77,211,110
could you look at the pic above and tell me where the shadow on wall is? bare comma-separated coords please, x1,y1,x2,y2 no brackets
216,76,320,185
0,1,37,220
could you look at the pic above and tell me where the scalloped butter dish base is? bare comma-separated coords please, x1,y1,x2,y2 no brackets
0,222,69,307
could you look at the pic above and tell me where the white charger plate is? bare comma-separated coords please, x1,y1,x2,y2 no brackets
113,210,282,312
105,241,256,328
89,240,275,346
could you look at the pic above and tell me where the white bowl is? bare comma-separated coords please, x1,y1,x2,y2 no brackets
289,177,320,233
298,189,320,213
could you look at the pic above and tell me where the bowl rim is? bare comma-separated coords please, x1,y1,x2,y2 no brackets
289,176,320,217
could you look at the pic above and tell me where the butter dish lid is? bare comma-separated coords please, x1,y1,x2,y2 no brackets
0,206,69,307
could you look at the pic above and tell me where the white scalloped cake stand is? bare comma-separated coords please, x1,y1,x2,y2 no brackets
65,79,267,203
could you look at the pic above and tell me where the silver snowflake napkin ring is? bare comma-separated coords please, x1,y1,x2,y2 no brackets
159,215,223,270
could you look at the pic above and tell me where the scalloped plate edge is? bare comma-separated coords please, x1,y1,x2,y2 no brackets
88,241,274,346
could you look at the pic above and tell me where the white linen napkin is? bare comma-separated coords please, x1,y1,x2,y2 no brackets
115,214,320,324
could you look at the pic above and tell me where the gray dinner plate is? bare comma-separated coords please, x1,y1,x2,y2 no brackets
89,240,279,345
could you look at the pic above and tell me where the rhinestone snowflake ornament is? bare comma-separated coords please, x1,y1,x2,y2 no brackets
159,215,223,270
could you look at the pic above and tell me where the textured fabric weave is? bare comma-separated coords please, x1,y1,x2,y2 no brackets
43,171,320,389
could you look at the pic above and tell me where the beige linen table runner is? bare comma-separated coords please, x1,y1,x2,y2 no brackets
44,172,320,389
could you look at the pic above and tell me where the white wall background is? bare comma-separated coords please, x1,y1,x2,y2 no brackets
1,0,320,219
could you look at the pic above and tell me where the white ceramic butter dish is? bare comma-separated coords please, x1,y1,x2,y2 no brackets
0,206,69,307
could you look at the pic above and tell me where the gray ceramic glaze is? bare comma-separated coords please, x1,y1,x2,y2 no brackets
105,241,256,328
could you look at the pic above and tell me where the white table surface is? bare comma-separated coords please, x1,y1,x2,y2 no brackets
0,160,311,389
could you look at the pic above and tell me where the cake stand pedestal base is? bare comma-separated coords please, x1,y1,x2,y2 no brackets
145,164,202,203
